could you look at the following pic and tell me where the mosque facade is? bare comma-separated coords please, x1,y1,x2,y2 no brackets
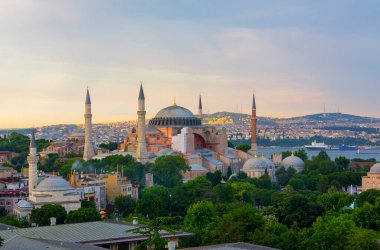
14,131,81,221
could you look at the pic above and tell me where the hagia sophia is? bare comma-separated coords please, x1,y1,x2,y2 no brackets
85,84,305,180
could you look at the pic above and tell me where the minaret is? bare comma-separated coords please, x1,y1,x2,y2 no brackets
28,129,39,194
136,84,148,164
198,94,203,121
250,91,258,155
83,88,95,161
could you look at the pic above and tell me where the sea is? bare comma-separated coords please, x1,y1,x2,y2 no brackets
259,147,380,161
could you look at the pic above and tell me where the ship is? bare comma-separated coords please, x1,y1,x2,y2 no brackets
305,140,358,151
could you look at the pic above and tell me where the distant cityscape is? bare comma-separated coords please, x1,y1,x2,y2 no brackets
1,112,379,147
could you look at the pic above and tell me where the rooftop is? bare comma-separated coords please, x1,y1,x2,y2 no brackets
183,242,279,250
0,221,191,245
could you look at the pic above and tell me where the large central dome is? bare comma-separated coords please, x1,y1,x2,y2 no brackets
155,105,195,118
149,105,201,127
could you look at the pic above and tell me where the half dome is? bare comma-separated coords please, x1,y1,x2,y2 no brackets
370,163,380,174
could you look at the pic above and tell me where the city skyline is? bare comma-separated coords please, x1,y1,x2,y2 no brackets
0,1,379,128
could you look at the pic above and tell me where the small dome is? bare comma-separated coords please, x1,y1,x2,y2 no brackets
370,163,380,174
243,157,274,171
281,156,304,172
34,176,75,192
146,126,161,134
155,105,195,118
16,200,33,208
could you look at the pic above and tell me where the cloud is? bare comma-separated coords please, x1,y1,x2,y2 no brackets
0,1,379,128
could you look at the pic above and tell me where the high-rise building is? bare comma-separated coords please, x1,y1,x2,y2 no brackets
135,84,148,164
83,88,95,161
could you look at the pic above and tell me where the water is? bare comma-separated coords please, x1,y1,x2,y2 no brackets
259,147,380,161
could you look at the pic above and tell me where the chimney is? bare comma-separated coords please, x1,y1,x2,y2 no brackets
50,217,56,226
70,170,77,187
133,217,139,225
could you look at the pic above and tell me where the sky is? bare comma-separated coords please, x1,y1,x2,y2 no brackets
0,0,379,128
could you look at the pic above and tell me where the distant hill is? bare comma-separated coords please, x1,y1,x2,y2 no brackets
203,112,380,127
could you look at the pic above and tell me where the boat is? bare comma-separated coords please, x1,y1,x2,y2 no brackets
305,140,358,151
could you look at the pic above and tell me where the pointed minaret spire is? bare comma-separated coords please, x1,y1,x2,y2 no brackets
198,93,203,122
85,87,91,104
138,82,145,100
252,91,256,109
30,128,36,148
136,84,148,164
83,88,95,161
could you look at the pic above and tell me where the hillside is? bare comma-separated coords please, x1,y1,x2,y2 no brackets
203,112,380,127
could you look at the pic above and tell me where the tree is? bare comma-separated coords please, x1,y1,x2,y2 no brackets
317,151,330,161
115,195,136,217
137,185,170,219
317,192,355,211
275,194,324,228
30,204,67,226
203,204,264,244
213,184,235,203
184,201,216,233
182,176,216,204
127,217,177,250
206,171,223,186
335,156,350,171
298,214,380,250
275,167,296,187
81,200,96,208
357,189,380,207
66,207,101,224
249,221,288,249
0,215,29,228
235,144,251,152
353,202,380,231
230,182,255,202
295,149,308,162
99,142,119,151
150,155,190,188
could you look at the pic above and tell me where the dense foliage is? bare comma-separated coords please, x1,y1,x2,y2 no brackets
66,207,101,224
115,195,136,217
30,204,67,226
129,152,380,249
99,142,119,151
0,215,29,228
